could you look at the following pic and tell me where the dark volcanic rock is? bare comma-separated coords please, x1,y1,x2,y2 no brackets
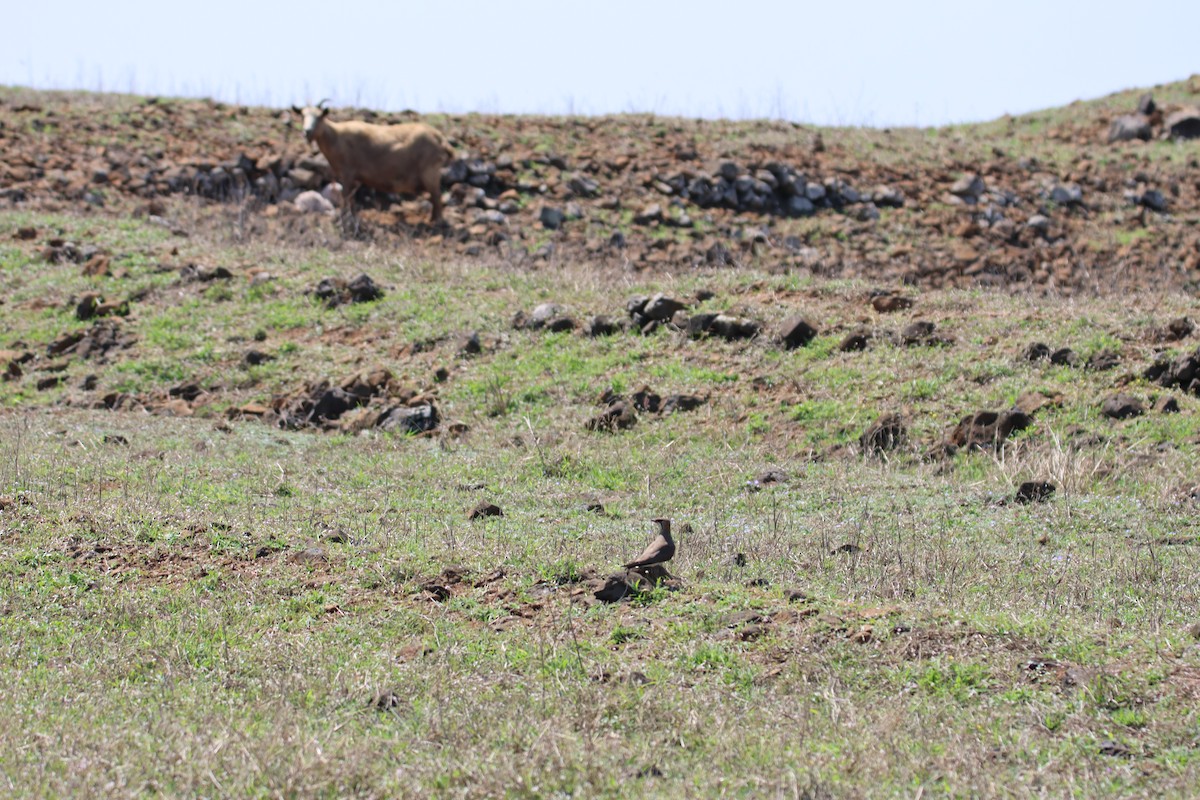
1023,342,1052,362
860,413,906,454
1015,481,1056,504
584,315,622,337
243,349,274,366
839,327,871,351
1155,317,1194,343
948,409,1032,450
661,394,706,414
586,401,636,432
1085,350,1120,371
1154,395,1180,414
377,404,440,434
469,502,503,520
631,387,662,413
870,292,913,313
692,314,759,341
1101,393,1144,420
778,315,818,349
900,321,937,346
642,293,687,322
1166,108,1200,140
1050,348,1080,367
310,273,384,307
1107,114,1151,143
539,206,566,230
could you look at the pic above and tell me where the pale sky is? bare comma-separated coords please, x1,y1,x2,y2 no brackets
3,1,1197,126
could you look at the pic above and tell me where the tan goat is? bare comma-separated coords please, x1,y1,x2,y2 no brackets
291,102,454,223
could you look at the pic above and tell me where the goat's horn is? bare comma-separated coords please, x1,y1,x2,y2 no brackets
317,98,331,109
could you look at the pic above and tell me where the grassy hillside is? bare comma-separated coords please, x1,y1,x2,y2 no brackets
3,82,1200,796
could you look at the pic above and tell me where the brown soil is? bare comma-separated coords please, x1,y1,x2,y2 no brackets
3,86,1200,295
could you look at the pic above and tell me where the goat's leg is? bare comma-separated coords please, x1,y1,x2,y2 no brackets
339,181,360,235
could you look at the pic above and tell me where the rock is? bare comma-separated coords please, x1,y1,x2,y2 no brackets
594,575,635,603
1049,183,1083,206
1026,214,1051,233
377,404,440,434
1107,114,1151,143
243,350,274,367
469,502,503,520
778,315,818,349
1154,395,1180,414
517,302,570,331
948,409,1032,450
1146,347,1200,390
900,321,937,346
642,293,687,322
584,315,621,337
871,185,904,208
474,209,507,225
459,331,482,355
1085,350,1120,371
839,327,871,351
626,296,649,316
310,387,359,421
1015,481,1056,504
1137,93,1156,115
661,394,706,414
1166,108,1200,140
860,413,906,454
1050,348,1079,367
294,190,334,214
787,195,815,216
633,204,663,225
1101,394,1144,420
567,175,599,198
854,203,881,222
631,387,662,413
950,173,985,200
870,292,913,313
1139,189,1167,212
1014,391,1064,416
321,182,342,205
287,167,319,190
1023,342,1051,361
75,292,103,320
586,401,636,432
539,206,565,230
310,274,383,307
694,314,759,341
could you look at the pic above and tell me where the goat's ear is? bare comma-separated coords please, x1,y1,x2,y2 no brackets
321,107,330,118
290,105,302,114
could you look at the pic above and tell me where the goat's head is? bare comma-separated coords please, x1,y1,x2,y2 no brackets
290,99,332,143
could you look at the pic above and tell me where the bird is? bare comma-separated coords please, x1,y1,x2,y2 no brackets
623,518,675,570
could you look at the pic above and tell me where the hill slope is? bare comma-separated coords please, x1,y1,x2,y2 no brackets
2,79,1200,293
